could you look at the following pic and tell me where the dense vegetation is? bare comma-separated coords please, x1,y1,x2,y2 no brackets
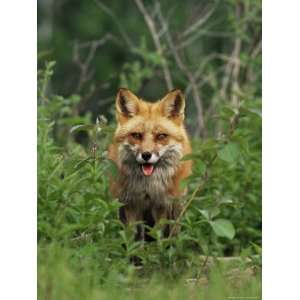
38,1,261,299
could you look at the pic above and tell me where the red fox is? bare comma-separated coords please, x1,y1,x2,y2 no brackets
108,88,192,240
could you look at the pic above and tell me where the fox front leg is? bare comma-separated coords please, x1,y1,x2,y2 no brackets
119,205,145,241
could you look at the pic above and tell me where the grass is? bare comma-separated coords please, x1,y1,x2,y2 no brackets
38,243,261,300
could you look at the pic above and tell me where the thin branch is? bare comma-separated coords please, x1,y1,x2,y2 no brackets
246,39,261,82
251,39,261,59
184,53,223,96
231,37,241,106
134,0,173,91
219,39,242,104
230,3,242,106
185,53,246,99
94,0,135,49
155,1,206,137
72,34,112,93
220,53,233,100
177,14,232,52
182,3,217,37
220,13,243,103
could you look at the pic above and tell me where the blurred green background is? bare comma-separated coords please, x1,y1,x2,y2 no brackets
37,1,261,299
38,0,261,137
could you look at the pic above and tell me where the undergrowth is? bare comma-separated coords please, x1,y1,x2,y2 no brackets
38,62,261,299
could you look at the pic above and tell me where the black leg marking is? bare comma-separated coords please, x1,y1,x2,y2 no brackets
143,209,156,242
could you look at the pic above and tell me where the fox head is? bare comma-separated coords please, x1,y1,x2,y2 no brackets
114,88,190,177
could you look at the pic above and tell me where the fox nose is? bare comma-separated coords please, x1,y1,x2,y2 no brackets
141,152,152,161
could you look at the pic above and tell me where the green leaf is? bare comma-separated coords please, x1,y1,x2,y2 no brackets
74,157,93,170
46,61,56,69
209,219,235,239
198,209,210,220
209,207,221,219
198,138,219,152
219,198,234,205
104,159,119,178
220,106,237,120
70,94,81,104
70,124,94,134
217,143,240,163
193,160,206,176
240,106,262,118
250,242,262,255
180,153,201,161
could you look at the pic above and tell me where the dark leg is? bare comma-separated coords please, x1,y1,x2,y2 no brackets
119,205,144,265
119,205,127,224
143,209,156,242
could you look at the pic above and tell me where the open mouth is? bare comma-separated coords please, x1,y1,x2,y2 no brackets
141,163,154,176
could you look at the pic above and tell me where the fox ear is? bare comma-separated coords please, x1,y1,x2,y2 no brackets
160,89,185,120
116,88,139,119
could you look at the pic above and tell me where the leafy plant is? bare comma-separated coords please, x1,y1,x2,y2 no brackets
37,62,261,299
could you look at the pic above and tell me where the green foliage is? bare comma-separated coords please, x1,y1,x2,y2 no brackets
210,219,235,240
217,142,240,163
120,38,163,91
37,1,261,297
37,61,261,298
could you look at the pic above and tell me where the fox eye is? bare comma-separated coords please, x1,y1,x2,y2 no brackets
156,133,168,141
131,132,143,140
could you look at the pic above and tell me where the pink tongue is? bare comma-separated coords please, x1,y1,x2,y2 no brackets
142,164,154,176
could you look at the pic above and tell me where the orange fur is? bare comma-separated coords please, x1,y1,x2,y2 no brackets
108,88,192,239
108,88,192,197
